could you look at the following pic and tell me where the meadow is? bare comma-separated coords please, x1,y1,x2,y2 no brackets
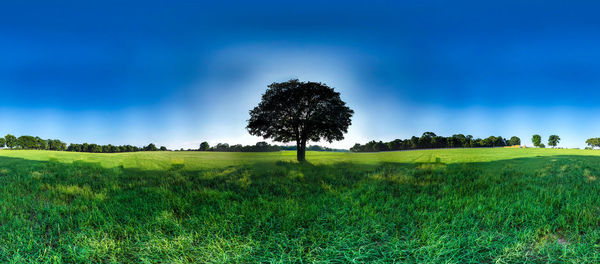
1,148,600,263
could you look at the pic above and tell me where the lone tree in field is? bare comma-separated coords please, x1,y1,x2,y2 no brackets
548,135,560,148
586,138,600,149
247,79,354,161
532,134,542,147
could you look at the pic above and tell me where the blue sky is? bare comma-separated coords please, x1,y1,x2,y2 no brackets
2,0,600,149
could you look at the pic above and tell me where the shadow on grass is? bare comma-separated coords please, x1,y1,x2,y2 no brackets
2,154,599,217
2,154,600,262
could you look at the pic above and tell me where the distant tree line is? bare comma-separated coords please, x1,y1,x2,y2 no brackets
196,141,281,152
0,134,167,153
0,134,346,153
350,132,523,152
194,141,348,152
0,134,67,150
280,145,348,152
66,143,168,153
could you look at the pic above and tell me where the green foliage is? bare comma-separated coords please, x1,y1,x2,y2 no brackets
36,136,48,150
351,132,510,152
0,149,600,262
586,137,600,149
204,141,281,152
0,138,5,148
199,141,210,151
4,134,17,149
548,135,561,148
508,136,521,146
17,135,39,149
247,79,353,161
144,143,158,151
68,143,140,153
532,134,542,147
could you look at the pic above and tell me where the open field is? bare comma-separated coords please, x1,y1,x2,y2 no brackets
2,148,600,263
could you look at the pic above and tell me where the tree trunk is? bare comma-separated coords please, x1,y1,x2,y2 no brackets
296,139,306,162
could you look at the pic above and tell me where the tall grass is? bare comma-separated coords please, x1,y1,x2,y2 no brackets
0,149,600,262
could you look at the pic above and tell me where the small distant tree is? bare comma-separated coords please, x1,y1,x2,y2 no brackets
532,134,542,147
539,143,546,148
144,143,158,151
508,136,521,146
548,135,560,148
159,146,167,151
5,134,17,149
0,138,5,148
199,142,210,151
586,138,600,149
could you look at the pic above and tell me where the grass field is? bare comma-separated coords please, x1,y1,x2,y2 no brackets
2,148,600,263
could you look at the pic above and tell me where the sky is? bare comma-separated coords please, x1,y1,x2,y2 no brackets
2,0,600,149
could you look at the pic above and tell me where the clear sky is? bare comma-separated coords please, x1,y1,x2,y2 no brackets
2,0,600,149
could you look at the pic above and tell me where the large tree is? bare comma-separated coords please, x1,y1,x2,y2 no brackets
548,135,560,148
247,79,354,161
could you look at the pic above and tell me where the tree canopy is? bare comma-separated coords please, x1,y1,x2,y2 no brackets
532,134,542,147
548,135,560,148
5,134,17,149
586,138,600,149
247,79,353,161
350,133,519,152
508,136,521,146
199,142,210,151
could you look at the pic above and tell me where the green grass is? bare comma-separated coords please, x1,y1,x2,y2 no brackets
2,148,600,263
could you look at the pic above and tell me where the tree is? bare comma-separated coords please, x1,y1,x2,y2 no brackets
532,134,542,147
5,134,17,149
508,136,521,146
419,132,436,148
199,142,210,151
88,144,102,153
247,79,354,161
0,138,5,148
144,143,158,151
548,135,560,148
214,143,229,152
466,135,474,147
36,137,48,150
159,146,167,151
17,136,38,149
586,138,600,149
